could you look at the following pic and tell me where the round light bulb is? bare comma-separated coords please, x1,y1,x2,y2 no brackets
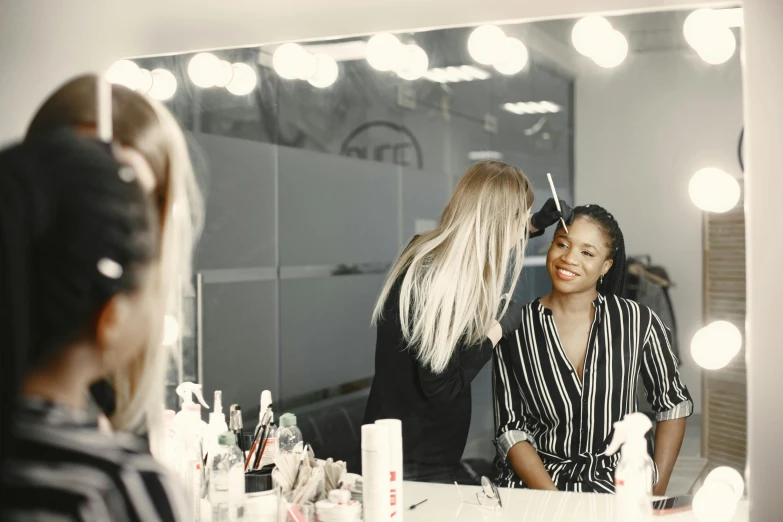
366,33,402,72
188,52,220,88
213,60,234,88
592,30,629,68
688,167,741,212
136,68,153,94
696,27,736,65
468,25,507,65
691,320,742,370
493,37,529,75
571,15,613,57
296,51,319,80
106,60,141,90
684,9,721,50
308,54,339,88
395,44,429,80
162,315,180,346
273,43,308,80
693,477,741,522
226,63,257,96
705,467,745,502
148,69,177,101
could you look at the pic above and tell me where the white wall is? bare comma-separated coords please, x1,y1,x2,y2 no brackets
575,50,744,415
0,0,725,145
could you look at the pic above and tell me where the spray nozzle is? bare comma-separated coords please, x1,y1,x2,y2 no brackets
605,412,652,457
260,390,273,422
213,390,223,415
175,382,209,409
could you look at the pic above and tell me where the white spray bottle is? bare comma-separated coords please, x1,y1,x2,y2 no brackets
605,412,654,522
173,382,209,520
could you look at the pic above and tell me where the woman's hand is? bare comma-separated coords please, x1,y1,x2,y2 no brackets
498,298,522,337
530,198,575,232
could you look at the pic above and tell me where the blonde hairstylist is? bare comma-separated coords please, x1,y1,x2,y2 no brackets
364,160,574,483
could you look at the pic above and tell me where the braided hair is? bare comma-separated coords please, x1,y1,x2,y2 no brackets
557,204,626,296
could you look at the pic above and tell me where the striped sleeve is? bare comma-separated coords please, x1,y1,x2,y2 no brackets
493,333,535,459
640,309,693,422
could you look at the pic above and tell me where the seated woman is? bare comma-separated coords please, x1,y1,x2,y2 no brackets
493,204,692,494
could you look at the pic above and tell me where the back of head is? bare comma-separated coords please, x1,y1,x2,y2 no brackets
560,204,627,296
0,128,158,464
374,160,534,373
25,75,203,448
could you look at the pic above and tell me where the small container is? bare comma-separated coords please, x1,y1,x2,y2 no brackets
277,413,303,455
246,464,275,494
278,491,314,522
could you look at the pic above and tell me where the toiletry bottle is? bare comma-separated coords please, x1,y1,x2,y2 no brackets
173,382,210,520
376,419,403,521
161,409,178,474
277,413,303,454
209,432,245,522
205,391,229,490
361,423,391,522
256,390,278,467
605,412,654,522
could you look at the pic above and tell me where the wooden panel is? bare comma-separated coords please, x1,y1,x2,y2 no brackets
703,194,747,472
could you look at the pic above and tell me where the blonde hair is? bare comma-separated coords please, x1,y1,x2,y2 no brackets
27,75,204,456
372,161,534,373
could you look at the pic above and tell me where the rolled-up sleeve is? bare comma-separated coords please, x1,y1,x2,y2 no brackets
640,310,693,422
493,334,535,459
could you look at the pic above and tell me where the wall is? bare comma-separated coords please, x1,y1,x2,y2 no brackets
575,49,744,415
0,0,726,146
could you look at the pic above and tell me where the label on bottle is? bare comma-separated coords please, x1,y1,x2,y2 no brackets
259,436,277,467
228,464,244,521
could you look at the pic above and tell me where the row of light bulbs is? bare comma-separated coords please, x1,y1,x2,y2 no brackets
107,56,258,100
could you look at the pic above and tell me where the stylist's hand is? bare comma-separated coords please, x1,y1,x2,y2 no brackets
531,198,575,232
498,297,522,338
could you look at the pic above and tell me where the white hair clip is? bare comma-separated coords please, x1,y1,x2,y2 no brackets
118,166,136,183
97,258,123,279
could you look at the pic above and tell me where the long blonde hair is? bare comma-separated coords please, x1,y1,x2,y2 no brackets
27,75,204,455
372,161,534,373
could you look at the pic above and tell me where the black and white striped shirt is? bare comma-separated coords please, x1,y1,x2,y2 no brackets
493,294,692,493
0,399,190,522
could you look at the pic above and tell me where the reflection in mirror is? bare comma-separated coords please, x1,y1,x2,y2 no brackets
116,4,744,502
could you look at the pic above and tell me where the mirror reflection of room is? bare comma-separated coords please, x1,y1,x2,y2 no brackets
94,5,745,520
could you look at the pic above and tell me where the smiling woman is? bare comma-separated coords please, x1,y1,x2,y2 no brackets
493,204,693,495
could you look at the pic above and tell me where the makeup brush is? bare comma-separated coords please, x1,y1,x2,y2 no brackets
546,172,569,234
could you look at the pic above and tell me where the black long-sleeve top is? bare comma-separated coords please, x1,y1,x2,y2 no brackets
364,274,493,468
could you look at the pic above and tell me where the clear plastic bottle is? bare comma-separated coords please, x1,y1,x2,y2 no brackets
277,413,303,454
209,432,245,521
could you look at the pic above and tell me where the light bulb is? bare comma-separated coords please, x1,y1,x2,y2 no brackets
684,9,721,50
693,481,738,522
106,60,141,90
395,44,429,81
296,51,319,80
136,68,153,94
468,25,507,65
226,63,257,95
705,467,745,502
148,69,177,101
188,52,220,88
273,43,309,80
162,315,180,346
696,27,736,65
688,167,741,212
592,30,628,68
691,320,742,370
308,54,339,88
571,16,613,57
493,37,529,75
213,60,234,88
366,33,402,72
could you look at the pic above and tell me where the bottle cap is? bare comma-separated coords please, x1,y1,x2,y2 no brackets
218,432,237,446
361,423,389,451
279,413,297,427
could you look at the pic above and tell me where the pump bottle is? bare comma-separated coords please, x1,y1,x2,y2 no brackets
173,382,210,520
605,412,654,522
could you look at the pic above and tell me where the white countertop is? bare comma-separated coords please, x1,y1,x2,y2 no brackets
401,481,749,522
